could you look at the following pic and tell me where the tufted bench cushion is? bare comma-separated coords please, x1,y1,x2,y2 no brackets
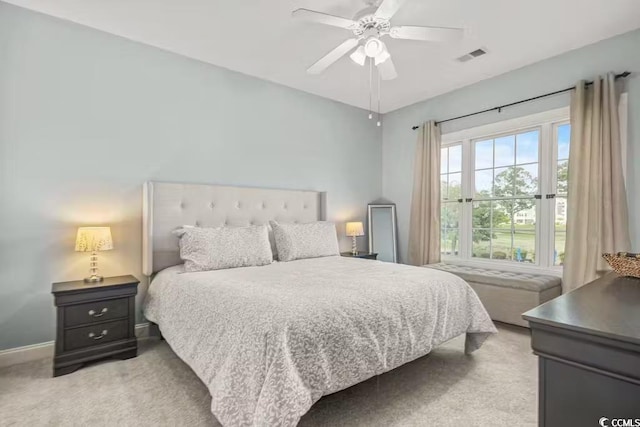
426,263,562,327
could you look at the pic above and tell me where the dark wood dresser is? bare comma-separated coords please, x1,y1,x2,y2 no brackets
51,275,139,377
523,273,640,426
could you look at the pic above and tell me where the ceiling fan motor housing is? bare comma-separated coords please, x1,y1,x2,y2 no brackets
352,13,390,37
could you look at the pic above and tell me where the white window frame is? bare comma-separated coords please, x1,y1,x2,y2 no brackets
439,95,628,276
440,107,570,276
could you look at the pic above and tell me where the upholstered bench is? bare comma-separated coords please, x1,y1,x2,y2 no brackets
426,263,562,327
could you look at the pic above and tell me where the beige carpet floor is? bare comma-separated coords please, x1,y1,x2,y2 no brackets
0,324,536,426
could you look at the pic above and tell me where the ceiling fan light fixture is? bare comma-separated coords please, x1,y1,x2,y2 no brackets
349,46,366,66
364,37,383,58
375,44,390,65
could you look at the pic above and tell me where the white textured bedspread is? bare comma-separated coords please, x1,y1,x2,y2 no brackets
143,256,496,427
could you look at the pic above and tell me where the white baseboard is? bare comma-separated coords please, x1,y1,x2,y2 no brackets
0,322,151,369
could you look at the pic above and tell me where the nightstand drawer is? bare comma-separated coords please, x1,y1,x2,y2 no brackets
64,319,129,352
64,298,128,327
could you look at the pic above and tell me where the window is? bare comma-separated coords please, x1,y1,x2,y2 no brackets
441,144,462,256
471,130,539,262
439,108,570,269
553,124,570,266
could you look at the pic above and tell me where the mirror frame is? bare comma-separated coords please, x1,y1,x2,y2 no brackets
367,203,398,263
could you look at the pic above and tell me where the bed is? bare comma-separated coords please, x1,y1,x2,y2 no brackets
141,181,497,427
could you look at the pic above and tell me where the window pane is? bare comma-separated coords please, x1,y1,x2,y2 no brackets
511,200,536,226
491,200,511,228
441,203,460,229
491,229,511,260
472,201,491,228
555,125,570,266
472,229,491,258
516,164,539,195
441,228,459,256
557,124,571,160
554,197,567,266
493,167,514,197
448,145,462,173
475,140,493,169
557,160,568,195
513,229,536,263
516,130,539,165
555,196,568,224
494,135,515,167
448,173,462,200
475,170,493,198
441,200,460,258
440,174,448,200
554,232,566,266
441,147,448,174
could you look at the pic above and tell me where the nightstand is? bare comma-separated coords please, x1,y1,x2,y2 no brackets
340,251,378,260
51,275,139,377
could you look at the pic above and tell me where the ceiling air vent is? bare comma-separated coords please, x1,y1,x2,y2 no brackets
456,48,488,63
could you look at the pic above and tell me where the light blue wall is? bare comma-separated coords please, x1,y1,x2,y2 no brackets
382,29,640,263
0,3,382,350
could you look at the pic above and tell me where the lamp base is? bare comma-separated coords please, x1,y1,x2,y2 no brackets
85,252,103,283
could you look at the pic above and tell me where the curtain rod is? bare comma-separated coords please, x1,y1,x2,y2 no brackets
411,71,631,131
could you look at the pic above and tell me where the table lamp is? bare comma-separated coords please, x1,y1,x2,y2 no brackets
346,222,364,255
75,227,113,282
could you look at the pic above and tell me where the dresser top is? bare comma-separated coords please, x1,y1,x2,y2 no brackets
52,275,139,294
523,273,640,345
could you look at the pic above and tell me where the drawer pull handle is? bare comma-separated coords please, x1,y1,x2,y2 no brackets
88,307,108,317
88,330,108,340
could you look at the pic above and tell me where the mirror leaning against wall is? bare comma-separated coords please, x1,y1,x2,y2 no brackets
367,203,398,263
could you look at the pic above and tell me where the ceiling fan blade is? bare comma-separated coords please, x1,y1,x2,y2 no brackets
374,0,406,20
307,38,359,74
389,25,463,42
292,8,357,30
377,57,398,80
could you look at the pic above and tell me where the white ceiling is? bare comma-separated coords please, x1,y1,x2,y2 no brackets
4,0,640,112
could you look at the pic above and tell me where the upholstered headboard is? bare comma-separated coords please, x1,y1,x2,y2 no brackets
142,181,326,275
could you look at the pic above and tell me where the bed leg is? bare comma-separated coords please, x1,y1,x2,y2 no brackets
149,322,164,340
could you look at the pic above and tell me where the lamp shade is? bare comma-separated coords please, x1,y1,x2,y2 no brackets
75,227,113,252
346,222,364,237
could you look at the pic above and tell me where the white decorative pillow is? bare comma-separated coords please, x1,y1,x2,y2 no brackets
270,221,340,262
176,225,273,272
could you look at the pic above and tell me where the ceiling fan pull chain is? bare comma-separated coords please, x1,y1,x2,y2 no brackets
377,68,382,127
368,57,373,119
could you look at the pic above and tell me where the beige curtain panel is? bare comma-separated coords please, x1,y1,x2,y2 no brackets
563,73,631,292
408,121,441,266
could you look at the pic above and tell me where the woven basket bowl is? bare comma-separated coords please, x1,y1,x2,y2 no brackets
602,252,640,278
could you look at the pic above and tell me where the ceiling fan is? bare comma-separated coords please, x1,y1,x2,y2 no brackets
292,0,464,80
